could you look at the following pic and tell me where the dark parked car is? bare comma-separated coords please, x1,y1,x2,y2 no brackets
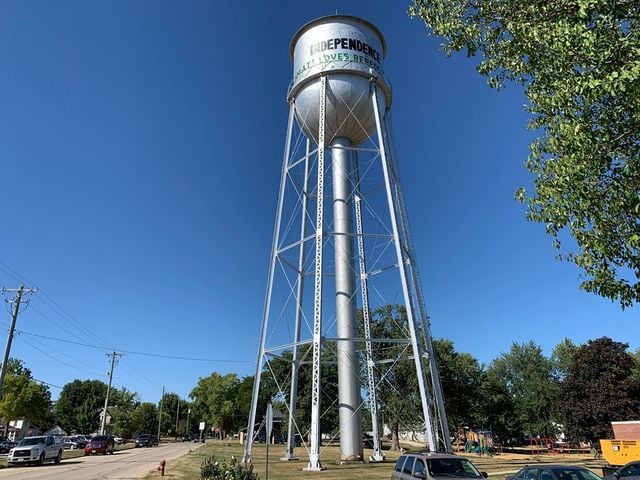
135,434,158,447
506,465,602,480
84,435,115,455
0,439,17,454
603,462,640,480
180,435,193,442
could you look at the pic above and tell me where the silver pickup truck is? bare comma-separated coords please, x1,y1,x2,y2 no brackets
7,435,63,466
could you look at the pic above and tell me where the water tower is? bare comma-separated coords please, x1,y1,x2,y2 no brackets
243,15,451,470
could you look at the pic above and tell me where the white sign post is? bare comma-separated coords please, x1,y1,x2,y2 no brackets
265,403,273,480
199,421,205,443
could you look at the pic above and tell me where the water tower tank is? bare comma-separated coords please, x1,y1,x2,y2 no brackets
289,15,392,146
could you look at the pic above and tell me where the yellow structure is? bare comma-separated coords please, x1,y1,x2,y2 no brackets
600,439,640,467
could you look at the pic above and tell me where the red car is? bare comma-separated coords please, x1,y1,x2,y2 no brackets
84,435,115,455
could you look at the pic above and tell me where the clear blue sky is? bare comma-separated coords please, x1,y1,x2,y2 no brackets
0,1,637,405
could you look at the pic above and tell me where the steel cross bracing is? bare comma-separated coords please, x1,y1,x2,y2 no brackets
353,155,384,462
383,115,452,452
283,138,310,461
244,74,451,468
242,100,296,464
371,81,439,452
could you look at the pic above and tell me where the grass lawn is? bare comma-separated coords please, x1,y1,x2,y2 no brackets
143,441,606,480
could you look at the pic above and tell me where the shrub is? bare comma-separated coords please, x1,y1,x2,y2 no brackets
200,455,259,480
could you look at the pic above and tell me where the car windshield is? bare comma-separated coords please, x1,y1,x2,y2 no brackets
138,435,150,439
427,458,483,478
551,468,602,480
17,437,46,446
91,436,108,442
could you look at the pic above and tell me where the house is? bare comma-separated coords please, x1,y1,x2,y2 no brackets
4,419,41,441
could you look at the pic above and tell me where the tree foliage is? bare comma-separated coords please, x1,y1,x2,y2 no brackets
632,348,640,382
130,402,158,436
559,337,640,441
551,338,579,379
410,0,640,307
366,305,423,449
261,346,339,439
191,372,259,436
55,379,108,433
110,387,140,438
488,341,558,437
432,339,485,430
0,358,52,428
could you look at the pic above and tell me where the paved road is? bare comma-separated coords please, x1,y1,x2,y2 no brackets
0,441,204,480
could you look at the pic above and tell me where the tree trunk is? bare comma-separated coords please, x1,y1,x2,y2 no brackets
390,420,400,451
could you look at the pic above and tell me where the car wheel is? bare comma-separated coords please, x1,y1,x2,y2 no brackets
54,450,62,464
39,452,45,466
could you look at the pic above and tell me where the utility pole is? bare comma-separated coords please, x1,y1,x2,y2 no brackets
175,397,180,436
0,284,37,399
100,351,123,435
0,284,36,437
157,386,165,442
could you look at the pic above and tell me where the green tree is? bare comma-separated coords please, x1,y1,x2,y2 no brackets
157,392,190,436
191,373,242,437
0,358,52,429
130,402,158,436
55,379,107,433
487,341,558,438
478,367,518,443
410,0,640,307
433,339,485,431
235,376,259,433
551,338,579,380
367,305,434,450
632,348,640,382
261,346,339,440
559,337,640,442
111,388,140,438
158,392,178,435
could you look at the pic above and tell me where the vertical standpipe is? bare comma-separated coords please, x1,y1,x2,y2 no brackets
331,138,363,461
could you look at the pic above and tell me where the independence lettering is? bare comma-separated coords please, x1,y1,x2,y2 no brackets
309,37,382,63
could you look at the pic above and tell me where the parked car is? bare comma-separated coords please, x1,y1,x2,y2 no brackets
113,436,124,445
603,462,640,480
506,465,603,480
61,436,87,450
135,434,158,447
84,435,115,455
0,439,17,454
392,453,487,480
180,435,193,442
7,435,63,467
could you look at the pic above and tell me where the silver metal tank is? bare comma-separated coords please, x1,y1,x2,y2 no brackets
289,15,392,146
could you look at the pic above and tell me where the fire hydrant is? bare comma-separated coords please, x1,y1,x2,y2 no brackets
157,459,166,477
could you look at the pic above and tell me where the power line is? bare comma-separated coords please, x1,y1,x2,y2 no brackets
33,378,63,389
15,334,104,377
0,260,115,350
15,329,254,363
